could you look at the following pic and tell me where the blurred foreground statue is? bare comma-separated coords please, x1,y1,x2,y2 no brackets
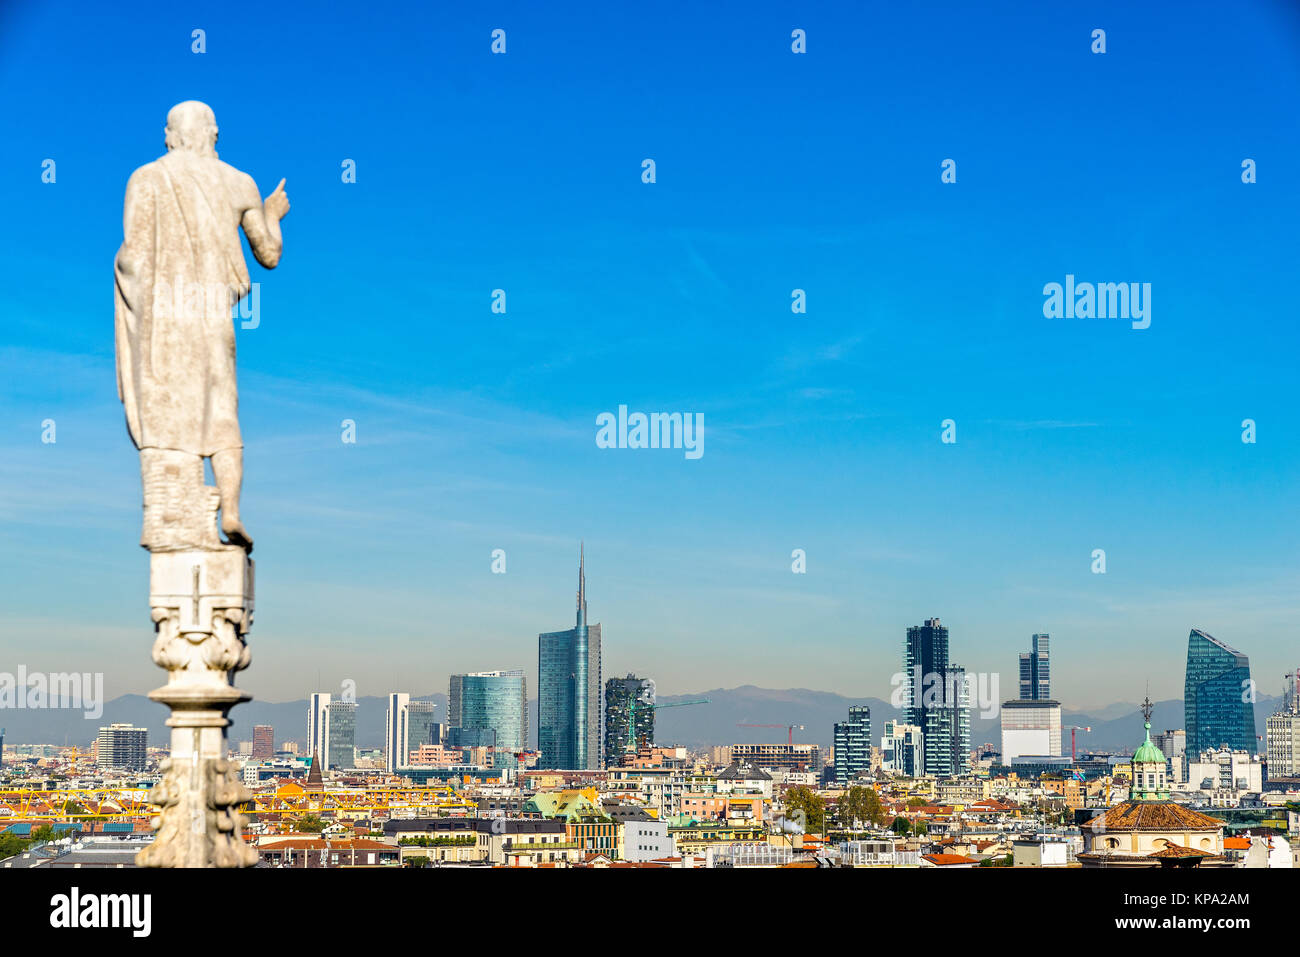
114,100,289,867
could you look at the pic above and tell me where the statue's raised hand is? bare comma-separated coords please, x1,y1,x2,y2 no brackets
263,178,290,220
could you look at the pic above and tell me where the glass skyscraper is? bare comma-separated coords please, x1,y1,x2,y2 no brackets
1019,633,1050,700
538,544,602,769
407,701,438,753
448,670,528,756
833,705,871,785
325,700,356,770
903,618,970,777
604,674,655,767
1184,628,1256,755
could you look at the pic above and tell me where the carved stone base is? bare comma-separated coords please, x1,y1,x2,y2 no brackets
136,692,259,868
137,547,257,868
140,448,223,551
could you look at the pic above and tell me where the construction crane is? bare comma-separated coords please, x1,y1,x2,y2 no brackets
737,723,805,746
1065,726,1091,763
625,697,710,755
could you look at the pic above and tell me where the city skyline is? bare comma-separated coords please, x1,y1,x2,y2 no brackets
0,532,1282,715
2,2,1298,712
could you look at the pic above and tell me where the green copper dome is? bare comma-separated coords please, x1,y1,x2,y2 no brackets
1132,723,1165,765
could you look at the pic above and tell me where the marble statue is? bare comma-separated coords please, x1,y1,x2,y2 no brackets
115,99,289,552
115,101,288,867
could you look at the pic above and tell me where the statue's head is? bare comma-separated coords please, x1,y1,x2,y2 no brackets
164,101,219,158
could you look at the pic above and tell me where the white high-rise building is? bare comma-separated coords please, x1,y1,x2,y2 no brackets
999,699,1063,763
385,693,420,772
1186,747,1263,797
97,724,148,771
308,692,331,766
1266,671,1300,779
1154,729,1187,783
881,720,924,777
383,694,439,771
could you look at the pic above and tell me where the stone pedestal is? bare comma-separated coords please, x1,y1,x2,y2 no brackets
136,547,258,868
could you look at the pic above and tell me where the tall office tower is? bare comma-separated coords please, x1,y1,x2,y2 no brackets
832,706,872,785
881,720,924,776
383,693,434,771
999,699,1062,762
903,618,970,777
385,693,408,772
252,724,275,761
1154,729,1187,783
1018,633,1051,700
1266,670,1300,778
308,692,331,765
96,724,148,771
1184,628,1257,755
449,670,528,755
538,544,603,769
408,701,438,757
325,701,357,769
952,665,971,773
604,674,655,767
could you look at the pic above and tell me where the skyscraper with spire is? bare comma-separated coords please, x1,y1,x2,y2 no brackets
538,543,603,769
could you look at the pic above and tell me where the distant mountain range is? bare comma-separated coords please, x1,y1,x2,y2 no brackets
0,693,447,754
654,686,1281,754
0,685,1281,757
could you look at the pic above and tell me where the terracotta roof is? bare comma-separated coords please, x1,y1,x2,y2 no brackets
922,853,976,866
1148,845,1217,859
259,838,395,851
1082,801,1223,833
970,800,1017,812
1077,850,1157,862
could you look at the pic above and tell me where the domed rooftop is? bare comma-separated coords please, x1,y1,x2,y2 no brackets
1133,724,1165,765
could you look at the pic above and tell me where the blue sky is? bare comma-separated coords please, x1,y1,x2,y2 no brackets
1,0,1298,712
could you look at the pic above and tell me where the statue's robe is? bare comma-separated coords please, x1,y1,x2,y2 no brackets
115,150,254,456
